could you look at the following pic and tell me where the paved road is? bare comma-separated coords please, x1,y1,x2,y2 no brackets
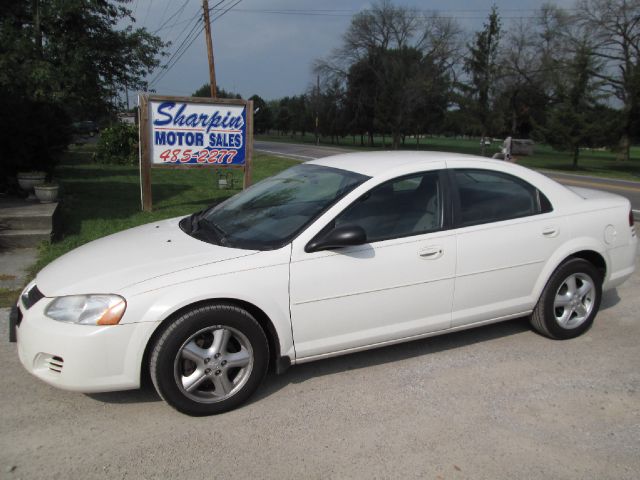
1,252,639,479
255,140,351,161
255,140,640,218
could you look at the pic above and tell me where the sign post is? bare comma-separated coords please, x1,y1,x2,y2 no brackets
138,94,253,212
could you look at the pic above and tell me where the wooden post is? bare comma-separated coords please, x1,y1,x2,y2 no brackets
244,100,254,188
202,0,217,98
138,94,153,211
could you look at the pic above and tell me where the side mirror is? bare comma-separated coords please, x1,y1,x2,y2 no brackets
305,225,367,253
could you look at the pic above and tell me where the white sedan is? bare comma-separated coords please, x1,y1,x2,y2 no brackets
12,152,637,415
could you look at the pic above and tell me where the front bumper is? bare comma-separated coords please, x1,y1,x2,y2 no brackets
15,298,160,393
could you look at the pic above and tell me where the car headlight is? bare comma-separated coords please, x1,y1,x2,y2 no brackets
44,295,127,325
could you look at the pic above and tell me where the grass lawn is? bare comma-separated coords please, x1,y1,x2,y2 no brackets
32,147,298,275
257,133,640,181
0,288,22,308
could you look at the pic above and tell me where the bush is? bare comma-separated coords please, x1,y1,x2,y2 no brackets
95,123,139,165
0,95,71,186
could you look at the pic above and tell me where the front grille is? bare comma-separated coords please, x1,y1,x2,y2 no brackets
21,284,44,310
48,356,64,373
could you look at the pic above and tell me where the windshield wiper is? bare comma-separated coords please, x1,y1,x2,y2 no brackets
196,217,229,246
179,209,205,234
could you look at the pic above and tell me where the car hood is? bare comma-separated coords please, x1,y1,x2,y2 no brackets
36,217,258,297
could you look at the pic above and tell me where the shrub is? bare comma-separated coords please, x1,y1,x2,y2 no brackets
0,95,71,185
95,123,139,165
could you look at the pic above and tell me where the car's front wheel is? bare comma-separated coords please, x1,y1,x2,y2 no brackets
150,304,269,416
530,258,602,339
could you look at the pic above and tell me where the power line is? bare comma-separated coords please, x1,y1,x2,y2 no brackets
211,0,243,22
148,16,204,88
148,8,205,86
149,0,242,90
154,13,198,33
156,0,173,30
206,7,580,20
153,0,191,34
142,0,153,27
210,7,580,14
149,1,228,82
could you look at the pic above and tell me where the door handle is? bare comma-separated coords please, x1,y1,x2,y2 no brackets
542,226,559,238
418,246,444,259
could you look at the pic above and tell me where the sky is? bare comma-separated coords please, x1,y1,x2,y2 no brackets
128,0,575,103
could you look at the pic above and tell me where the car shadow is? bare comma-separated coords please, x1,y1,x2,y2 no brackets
86,384,161,404
249,317,533,406
86,317,532,407
601,288,621,310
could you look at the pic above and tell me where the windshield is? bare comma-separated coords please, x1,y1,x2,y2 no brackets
181,163,369,250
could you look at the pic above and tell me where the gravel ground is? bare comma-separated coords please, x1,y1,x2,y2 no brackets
1,249,639,480
0,248,37,290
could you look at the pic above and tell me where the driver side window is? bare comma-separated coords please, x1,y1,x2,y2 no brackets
334,171,443,243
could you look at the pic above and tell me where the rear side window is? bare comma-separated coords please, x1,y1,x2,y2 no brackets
453,169,550,226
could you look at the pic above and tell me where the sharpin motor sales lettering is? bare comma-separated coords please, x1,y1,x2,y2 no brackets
149,101,247,165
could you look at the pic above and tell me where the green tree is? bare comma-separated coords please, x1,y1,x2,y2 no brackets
318,80,348,144
192,84,242,99
289,95,312,137
274,97,292,135
536,43,602,168
345,57,377,145
316,1,458,148
0,0,165,180
577,0,640,160
462,6,501,155
249,94,271,134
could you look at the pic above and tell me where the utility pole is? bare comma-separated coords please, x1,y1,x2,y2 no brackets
202,0,217,98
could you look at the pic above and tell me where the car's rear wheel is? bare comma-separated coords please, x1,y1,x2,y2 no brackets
530,258,602,339
150,304,269,416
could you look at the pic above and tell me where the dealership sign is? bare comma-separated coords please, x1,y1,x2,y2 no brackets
138,94,254,211
151,100,247,165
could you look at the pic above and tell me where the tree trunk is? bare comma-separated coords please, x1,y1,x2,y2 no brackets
392,132,401,150
573,145,579,169
416,134,420,149
617,133,630,161
360,134,364,146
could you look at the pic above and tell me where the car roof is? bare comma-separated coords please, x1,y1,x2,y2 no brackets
308,150,494,177
306,150,581,205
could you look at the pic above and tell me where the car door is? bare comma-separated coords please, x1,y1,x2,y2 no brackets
289,169,456,360
449,167,568,327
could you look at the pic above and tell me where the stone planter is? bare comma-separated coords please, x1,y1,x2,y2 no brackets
17,172,47,200
34,184,60,204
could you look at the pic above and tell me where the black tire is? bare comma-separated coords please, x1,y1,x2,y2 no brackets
150,303,269,416
530,258,602,339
